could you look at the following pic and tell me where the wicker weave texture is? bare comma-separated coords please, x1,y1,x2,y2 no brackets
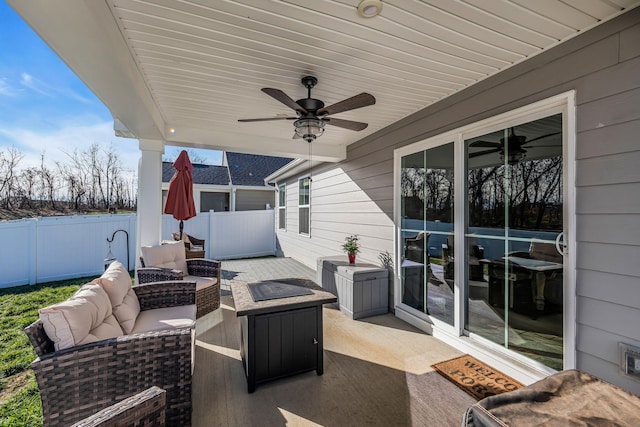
29,327,191,427
138,258,221,318
70,386,166,427
188,259,221,317
137,267,183,282
134,281,196,310
25,282,195,427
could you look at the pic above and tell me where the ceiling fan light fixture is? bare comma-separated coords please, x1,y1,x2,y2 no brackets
501,150,525,165
294,118,325,143
357,0,382,18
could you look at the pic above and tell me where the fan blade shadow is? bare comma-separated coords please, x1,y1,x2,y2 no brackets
262,88,308,114
469,148,502,158
469,140,501,148
525,131,561,144
317,93,375,116
323,117,368,131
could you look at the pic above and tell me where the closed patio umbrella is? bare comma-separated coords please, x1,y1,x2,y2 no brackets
164,150,196,239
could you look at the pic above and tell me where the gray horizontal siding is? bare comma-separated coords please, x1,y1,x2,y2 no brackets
576,184,640,214
577,120,640,159
577,214,640,245
276,8,640,394
576,269,640,307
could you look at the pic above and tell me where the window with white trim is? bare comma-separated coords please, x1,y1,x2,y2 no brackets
277,184,286,230
298,177,310,235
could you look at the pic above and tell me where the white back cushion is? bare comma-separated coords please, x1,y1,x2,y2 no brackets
141,241,188,274
93,261,140,334
39,284,124,351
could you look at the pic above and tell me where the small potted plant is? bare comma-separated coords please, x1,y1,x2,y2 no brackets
342,234,360,264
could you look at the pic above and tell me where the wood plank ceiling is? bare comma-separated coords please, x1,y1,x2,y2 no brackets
106,0,639,151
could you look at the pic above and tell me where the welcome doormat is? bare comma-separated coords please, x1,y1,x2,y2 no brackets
432,355,524,400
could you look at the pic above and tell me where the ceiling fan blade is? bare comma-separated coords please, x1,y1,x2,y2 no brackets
522,144,562,148
238,117,297,122
469,140,501,148
469,148,502,158
524,131,561,144
323,117,368,131
292,133,301,139
262,88,308,114
317,93,375,116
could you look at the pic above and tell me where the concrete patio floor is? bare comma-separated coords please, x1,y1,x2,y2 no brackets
192,256,475,426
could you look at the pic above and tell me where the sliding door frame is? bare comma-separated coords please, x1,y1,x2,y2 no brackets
393,91,576,376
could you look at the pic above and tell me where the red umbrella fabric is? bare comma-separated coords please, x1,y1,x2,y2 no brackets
164,150,196,238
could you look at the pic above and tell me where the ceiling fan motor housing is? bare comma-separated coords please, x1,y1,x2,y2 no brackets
296,98,324,114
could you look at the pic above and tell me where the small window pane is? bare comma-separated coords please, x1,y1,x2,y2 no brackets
278,184,286,206
299,207,310,234
299,178,310,205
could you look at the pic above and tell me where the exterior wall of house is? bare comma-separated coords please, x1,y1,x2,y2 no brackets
235,189,275,211
200,191,229,212
276,9,640,393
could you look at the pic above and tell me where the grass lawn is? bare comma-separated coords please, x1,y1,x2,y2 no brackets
0,275,100,427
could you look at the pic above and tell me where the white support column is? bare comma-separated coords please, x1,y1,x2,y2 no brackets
136,139,164,265
230,187,237,212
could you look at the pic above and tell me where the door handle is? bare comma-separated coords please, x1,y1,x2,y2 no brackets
555,232,565,256
313,338,318,345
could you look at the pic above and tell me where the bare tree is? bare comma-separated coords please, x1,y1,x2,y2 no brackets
0,146,23,209
18,167,38,209
38,153,59,209
163,147,207,164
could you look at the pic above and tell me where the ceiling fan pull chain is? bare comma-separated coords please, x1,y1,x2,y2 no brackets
308,137,313,183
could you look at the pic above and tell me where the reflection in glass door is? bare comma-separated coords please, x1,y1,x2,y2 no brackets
465,114,564,369
400,143,454,325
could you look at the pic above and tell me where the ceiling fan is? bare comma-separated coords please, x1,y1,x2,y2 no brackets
238,76,375,143
468,128,561,164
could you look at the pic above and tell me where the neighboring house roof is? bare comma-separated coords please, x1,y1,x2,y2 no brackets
162,152,292,186
226,152,293,186
162,162,230,185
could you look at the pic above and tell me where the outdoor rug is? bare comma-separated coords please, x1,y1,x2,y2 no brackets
432,354,524,400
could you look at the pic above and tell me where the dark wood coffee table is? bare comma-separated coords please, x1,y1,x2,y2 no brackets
231,278,337,393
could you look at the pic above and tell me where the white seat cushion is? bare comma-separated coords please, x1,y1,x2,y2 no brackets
141,241,188,274
184,275,217,291
39,284,124,351
131,304,196,334
93,261,140,334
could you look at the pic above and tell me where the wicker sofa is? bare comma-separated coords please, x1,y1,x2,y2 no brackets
71,386,166,427
138,241,221,318
25,261,196,427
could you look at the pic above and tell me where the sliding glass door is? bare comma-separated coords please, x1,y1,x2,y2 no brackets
400,142,455,325
396,103,571,371
465,114,564,369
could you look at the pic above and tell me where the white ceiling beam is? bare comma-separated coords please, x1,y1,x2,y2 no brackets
164,127,346,163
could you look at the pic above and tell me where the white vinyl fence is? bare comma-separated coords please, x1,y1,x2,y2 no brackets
1,210,276,288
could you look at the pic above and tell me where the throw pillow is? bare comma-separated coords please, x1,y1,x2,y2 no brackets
39,284,124,351
93,260,140,334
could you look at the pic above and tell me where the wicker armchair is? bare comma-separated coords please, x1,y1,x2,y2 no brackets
71,386,166,427
25,281,195,427
172,232,206,259
138,243,221,318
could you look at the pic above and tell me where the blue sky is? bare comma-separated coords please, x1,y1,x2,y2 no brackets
0,1,221,174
